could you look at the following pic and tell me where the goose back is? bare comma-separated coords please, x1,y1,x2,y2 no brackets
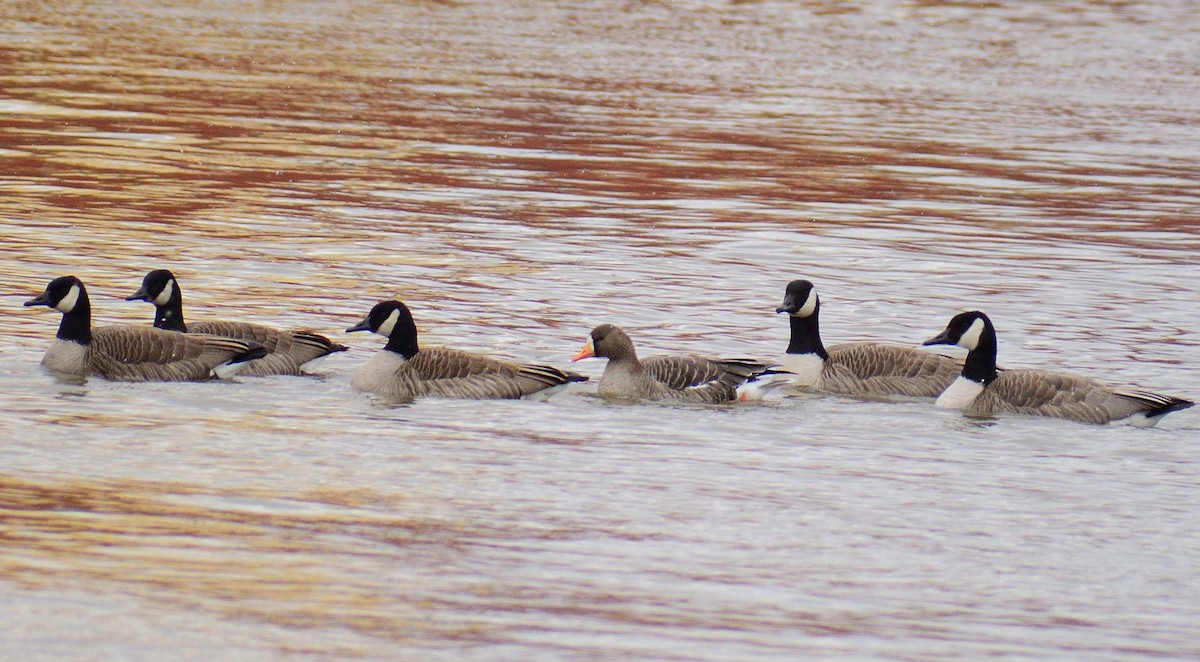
405,346,524,380
84,327,266,381
643,355,767,390
600,357,748,404
416,364,580,400
821,342,962,397
188,320,348,376
968,369,1189,425
352,348,581,402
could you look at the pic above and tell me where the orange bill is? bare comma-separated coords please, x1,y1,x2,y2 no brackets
571,338,595,362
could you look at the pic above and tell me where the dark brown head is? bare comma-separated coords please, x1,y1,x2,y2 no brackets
572,323,637,362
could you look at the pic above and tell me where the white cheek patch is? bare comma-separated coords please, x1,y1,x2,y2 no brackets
55,284,80,313
958,317,985,351
375,309,399,337
795,291,818,318
153,279,175,306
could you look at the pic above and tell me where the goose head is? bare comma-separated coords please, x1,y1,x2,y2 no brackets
573,323,636,362
347,300,419,357
25,275,86,313
776,279,819,318
923,311,992,352
125,269,178,306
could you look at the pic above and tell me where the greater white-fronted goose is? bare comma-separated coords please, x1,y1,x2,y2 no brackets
346,300,586,402
572,323,768,404
125,269,347,376
770,279,961,398
24,275,267,382
924,310,1193,426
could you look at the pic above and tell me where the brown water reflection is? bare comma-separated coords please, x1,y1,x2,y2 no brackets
1,473,514,642
2,0,1200,659
5,1,1198,243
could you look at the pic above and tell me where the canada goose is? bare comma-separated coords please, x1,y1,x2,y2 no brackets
125,269,347,376
766,279,962,399
572,324,769,404
345,300,586,402
923,310,1193,426
24,275,267,382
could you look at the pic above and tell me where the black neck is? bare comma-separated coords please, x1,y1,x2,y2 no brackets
152,288,187,332
784,308,828,360
383,325,419,359
961,320,999,385
57,290,93,345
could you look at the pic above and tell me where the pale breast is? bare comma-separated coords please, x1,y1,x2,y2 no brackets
41,339,88,376
352,350,411,393
776,352,825,388
934,376,985,409
598,361,661,400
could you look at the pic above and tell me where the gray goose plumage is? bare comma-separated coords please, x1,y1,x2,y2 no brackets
125,269,347,376
572,324,767,404
770,279,961,398
24,276,267,382
924,310,1193,427
346,300,586,402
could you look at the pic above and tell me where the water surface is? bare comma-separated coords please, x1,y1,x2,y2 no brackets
2,1,1199,659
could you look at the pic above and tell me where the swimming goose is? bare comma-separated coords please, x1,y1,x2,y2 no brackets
571,323,768,404
924,310,1193,427
24,275,267,382
770,279,961,398
125,269,347,376
345,300,586,402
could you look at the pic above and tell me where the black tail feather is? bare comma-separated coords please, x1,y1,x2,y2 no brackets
233,342,269,364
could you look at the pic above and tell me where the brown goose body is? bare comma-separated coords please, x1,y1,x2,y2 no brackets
405,345,526,380
574,324,766,404
26,276,265,382
48,327,264,382
961,369,1187,425
187,321,347,376
353,347,581,402
790,341,962,398
925,310,1193,427
347,300,585,402
126,270,346,376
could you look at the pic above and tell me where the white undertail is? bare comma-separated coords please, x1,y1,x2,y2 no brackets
210,359,250,379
